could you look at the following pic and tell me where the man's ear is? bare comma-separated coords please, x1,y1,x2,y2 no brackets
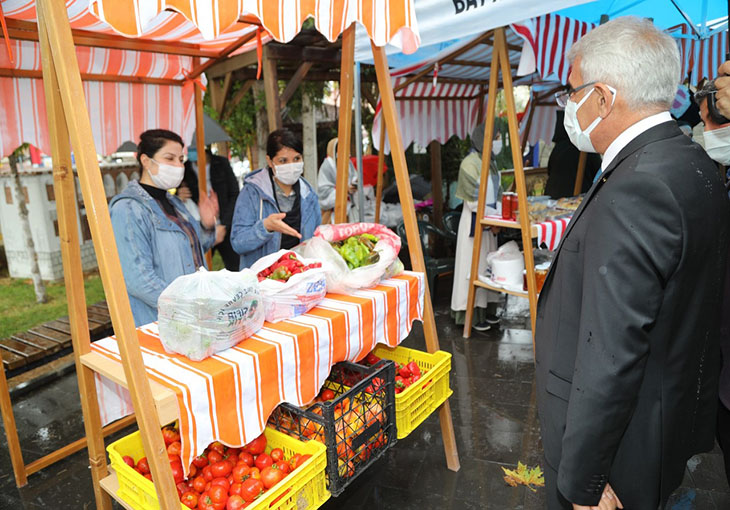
595,83,615,118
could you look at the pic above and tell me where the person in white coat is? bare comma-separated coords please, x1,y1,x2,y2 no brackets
317,137,357,223
450,123,502,330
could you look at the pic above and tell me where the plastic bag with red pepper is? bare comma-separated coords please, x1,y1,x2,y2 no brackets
249,250,327,322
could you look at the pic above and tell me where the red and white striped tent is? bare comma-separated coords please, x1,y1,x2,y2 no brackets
0,0,420,157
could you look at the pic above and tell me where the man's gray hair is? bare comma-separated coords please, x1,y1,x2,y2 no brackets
567,16,680,111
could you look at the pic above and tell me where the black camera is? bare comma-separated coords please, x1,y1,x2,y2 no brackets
697,79,730,125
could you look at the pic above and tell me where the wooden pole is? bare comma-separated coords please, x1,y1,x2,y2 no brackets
193,71,212,269
37,5,110,506
0,350,26,486
496,27,538,337
430,141,444,229
462,32,500,339
372,40,460,472
375,126,386,224
263,47,282,132
521,98,537,155
573,151,588,196
335,25,356,224
37,2,180,508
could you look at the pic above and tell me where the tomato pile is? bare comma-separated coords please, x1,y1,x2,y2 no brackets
123,424,311,509
256,252,321,282
361,351,422,394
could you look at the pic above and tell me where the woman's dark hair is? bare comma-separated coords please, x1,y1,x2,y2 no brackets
137,129,184,166
266,129,303,159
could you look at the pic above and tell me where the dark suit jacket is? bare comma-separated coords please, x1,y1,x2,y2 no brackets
535,121,730,508
183,153,239,229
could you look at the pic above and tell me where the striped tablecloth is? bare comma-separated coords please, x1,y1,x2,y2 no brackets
92,272,424,475
535,217,571,250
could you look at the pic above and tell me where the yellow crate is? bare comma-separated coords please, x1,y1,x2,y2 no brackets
372,345,453,439
107,426,329,510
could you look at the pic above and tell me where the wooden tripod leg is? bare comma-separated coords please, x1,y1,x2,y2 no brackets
37,2,179,508
375,126,386,224
335,25,355,224
496,28,538,338
573,151,587,196
371,40,460,472
463,30,499,339
37,7,111,507
0,350,27,487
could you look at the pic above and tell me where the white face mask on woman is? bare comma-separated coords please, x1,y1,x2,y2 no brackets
148,159,184,190
274,162,304,185
703,125,730,165
563,86,617,153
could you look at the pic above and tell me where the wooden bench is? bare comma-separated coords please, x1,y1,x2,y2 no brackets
0,301,112,376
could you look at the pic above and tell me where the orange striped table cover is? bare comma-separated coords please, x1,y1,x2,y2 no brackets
91,271,424,475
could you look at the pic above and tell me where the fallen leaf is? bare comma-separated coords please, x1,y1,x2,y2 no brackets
502,462,545,492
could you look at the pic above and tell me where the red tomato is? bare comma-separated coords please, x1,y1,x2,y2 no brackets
320,389,336,401
288,454,301,471
188,464,198,478
269,448,284,463
176,481,190,497
226,452,239,465
162,426,180,446
229,482,243,497
226,495,246,510
240,478,264,503
143,473,153,481
260,465,286,489
181,491,199,509
168,441,182,457
231,464,250,483
277,461,290,474
248,467,260,480
208,450,224,464
197,492,225,510
254,453,272,471
193,453,209,468
227,447,241,457
170,461,185,484
209,442,226,455
295,454,311,469
202,465,214,482
208,485,228,505
244,434,267,456
136,457,151,475
210,477,230,491
210,460,233,478
168,453,181,464
238,452,254,467
192,475,207,493
122,455,135,468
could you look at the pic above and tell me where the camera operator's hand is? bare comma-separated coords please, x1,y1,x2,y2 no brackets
716,61,730,118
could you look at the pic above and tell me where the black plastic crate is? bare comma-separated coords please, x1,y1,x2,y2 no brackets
268,359,396,496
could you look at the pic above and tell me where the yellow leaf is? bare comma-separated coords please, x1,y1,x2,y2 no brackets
501,462,545,492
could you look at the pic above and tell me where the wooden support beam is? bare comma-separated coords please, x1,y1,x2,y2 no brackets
280,61,313,108
207,50,259,79
430,141,444,229
37,2,180,508
573,152,588,196
521,97,537,154
219,73,234,115
186,31,258,80
375,127,386,224
372,39,460,473
264,43,342,64
451,59,520,70
0,348,26,487
0,68,183,86
334,25,356,223
5,18,218,58
263,48,282,132
222,80,254,122
477,84,486,121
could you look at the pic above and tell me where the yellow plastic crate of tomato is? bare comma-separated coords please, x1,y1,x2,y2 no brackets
371,344,453,439
107,426,329,510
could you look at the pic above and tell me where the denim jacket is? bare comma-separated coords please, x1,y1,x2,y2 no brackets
231,168,321,269
109,180,215,326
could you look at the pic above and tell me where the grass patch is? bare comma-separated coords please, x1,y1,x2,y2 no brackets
0,271,105,339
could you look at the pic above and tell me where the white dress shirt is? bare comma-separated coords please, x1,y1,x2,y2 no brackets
599,111,673,174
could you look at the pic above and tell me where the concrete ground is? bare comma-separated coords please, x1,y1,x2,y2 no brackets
1,288,728,509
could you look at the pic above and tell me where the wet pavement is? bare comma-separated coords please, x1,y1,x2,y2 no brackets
1,293,729,509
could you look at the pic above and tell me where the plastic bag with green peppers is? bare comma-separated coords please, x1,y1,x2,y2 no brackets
332,234,380,269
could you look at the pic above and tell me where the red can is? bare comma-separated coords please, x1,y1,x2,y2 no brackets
511,194,519,220
501,193,513,220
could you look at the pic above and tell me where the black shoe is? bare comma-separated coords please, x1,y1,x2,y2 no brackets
485,313,501,325
473,321,491,332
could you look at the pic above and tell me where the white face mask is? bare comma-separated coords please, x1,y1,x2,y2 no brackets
563,86,616,153
274,161,304,185
148,159,184,190
703,125,730,165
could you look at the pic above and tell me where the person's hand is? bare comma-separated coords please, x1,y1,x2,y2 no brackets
199,190,219,230
572,484,623,510
215,224,227,245
716,61,730,118
176,184,192,201
348,184,358,194
263,212,301,239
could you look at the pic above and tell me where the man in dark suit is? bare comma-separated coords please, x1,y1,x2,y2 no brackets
181,149,240,271
536,17,730,510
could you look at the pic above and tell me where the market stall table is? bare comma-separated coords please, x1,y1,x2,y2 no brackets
80,272,424,473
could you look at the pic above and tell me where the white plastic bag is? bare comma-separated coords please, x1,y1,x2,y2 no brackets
157,268,264,361
249,250,327,322
298,223,403,294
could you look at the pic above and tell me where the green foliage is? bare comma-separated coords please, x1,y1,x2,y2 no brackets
204,81,262,159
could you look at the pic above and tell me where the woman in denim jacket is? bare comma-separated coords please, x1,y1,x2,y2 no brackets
231,129,321,269
110,130,219,326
